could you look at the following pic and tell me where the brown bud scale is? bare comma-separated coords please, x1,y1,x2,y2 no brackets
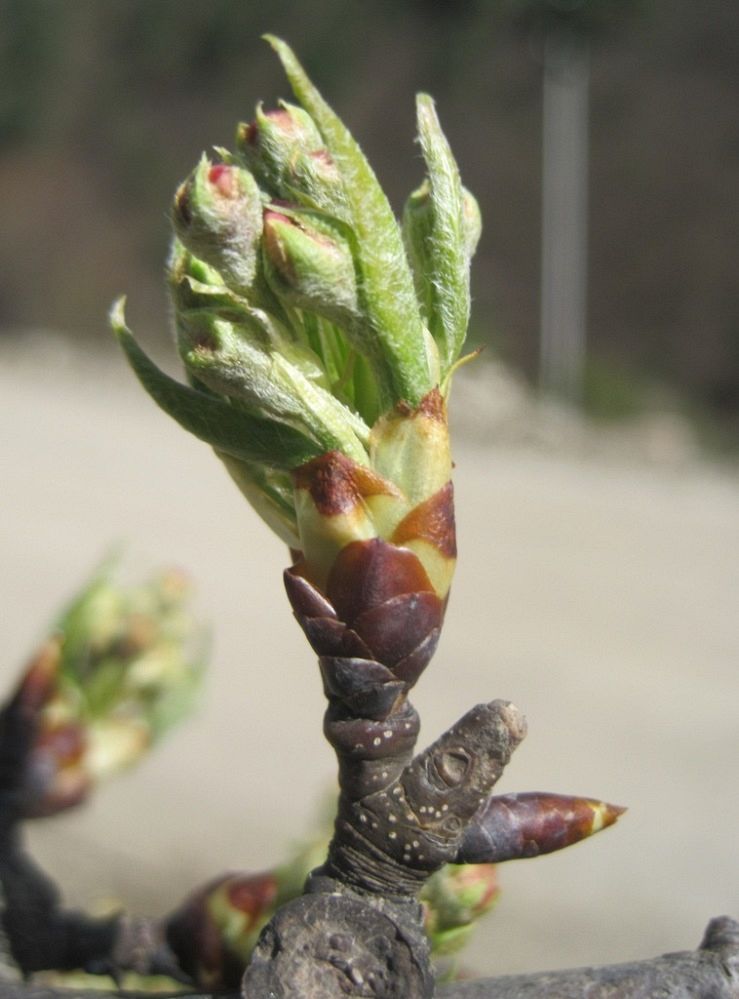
286,539,443,690
395,386,446,423
293,451,398,517
392,481,456,558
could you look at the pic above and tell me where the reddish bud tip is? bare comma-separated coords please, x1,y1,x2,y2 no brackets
226,872,280,925
310,149,333,166
208,163,237,197
264,108,298,131
241,121,258,146
263,208,293,226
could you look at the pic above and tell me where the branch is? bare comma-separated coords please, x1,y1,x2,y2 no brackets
5,916,737,999
437,915,739,999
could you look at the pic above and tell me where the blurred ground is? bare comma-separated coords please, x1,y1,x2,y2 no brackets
1,334,737,977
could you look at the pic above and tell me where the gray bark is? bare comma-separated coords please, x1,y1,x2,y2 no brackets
3,915,736,999
438,915,739,998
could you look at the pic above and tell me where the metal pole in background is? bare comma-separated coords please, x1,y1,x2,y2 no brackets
539,31,590,404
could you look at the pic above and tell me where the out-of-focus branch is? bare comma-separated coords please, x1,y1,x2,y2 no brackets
437,915,739,999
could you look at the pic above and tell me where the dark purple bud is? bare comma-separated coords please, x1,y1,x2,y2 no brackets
457,791,626,864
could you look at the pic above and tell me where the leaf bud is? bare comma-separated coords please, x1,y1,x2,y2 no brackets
172,157,263,295
175,307,369,465
238,103,347,219
403,181,481,309
262,208,359,325
237,103,322,181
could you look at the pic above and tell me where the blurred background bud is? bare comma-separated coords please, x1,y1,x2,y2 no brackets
14,560,206,819
165,832,500,989
423,863,500,957
165,837,326,990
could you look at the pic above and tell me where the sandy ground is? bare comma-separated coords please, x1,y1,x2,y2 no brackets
1,335,737,978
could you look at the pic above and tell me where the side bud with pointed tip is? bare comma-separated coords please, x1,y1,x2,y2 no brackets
456,792,626,865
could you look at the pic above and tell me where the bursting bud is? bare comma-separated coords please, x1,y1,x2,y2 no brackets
262,208,359,326
173,157,263,295
166,870,280,990
422,863,500,956
237,103,347,220
8,563,206,819
165,838,326,990
115,38,475,653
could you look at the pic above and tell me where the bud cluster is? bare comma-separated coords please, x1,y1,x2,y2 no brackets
113,37,480,620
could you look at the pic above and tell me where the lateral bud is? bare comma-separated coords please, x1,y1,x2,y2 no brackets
404,181,481,271
456,791,626,864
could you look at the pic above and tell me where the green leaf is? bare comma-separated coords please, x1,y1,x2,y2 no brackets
218,452,301,550
110,298,320,470
265,35,434,407
414,93,471,374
